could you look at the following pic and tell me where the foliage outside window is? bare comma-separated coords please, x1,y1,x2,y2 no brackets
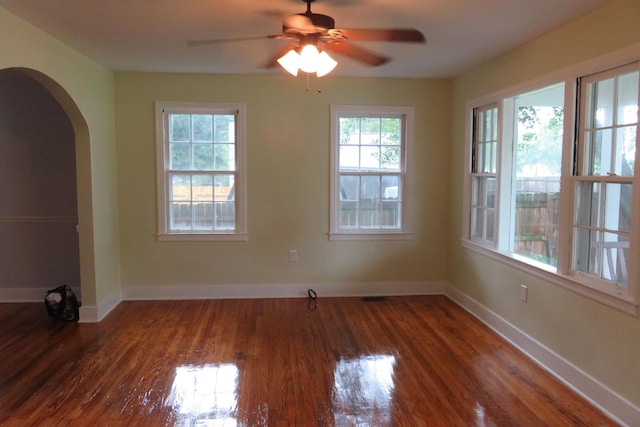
156,102,246,241
330,105,414,240
464,61,639,313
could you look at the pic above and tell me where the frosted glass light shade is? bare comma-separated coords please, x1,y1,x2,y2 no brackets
316,51,337,77
277,49,300,76
277,44,337,77
299,44,320,73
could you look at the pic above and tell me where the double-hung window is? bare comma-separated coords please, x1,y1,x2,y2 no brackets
463,59,639,313
155,102,247,241
573,64,638,289
470,104,498,246
330,105,414,240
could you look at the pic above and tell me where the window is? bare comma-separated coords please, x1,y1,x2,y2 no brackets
330,105,414,240
463,60,639,313
470,104,498,246
573,64,637,288
155,102,246,241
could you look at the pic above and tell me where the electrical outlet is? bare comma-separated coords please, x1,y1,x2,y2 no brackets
520,284,528,303
289,250,298,262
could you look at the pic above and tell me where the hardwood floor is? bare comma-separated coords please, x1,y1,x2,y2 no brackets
0,296,615,426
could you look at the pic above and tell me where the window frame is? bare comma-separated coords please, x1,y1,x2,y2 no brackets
329,105,414,241
461,47,640,315
155,101,247,241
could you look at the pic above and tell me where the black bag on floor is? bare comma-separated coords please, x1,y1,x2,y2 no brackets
45,285,80,321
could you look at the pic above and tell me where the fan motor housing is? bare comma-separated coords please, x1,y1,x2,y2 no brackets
303,12,335,30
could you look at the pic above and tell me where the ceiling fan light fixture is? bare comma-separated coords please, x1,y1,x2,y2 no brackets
277,49,300,76
277,43,337,77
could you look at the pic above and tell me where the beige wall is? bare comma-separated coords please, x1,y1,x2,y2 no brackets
115,74,451,290
0,7,120,307
449,0,640,409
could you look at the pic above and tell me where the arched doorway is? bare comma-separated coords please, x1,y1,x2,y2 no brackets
0,68,93,306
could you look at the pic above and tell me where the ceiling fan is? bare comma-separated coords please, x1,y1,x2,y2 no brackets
188,0,426,76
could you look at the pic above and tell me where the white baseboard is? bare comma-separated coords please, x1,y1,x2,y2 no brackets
0,286,81,302
122,281,447,301
78,288,122,323
445,285,639,427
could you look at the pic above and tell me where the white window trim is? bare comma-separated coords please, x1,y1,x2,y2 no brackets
155,101,247,241
461,43,640,316
329,105,414,241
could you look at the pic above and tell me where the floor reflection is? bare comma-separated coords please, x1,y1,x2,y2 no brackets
332,355,396,425
166,364,238,426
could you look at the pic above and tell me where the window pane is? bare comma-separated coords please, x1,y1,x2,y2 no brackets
486,209,495,241
472,208,484,240
616,126,636,176
192,114,213,142
215,201,235,230
512,84,564,266
339,200,358,228
603,233,629,285
573,227,600,277
617,71,639,125
381,201,401,227
584,129,612,175
381,118,400,145
604,183,632,233
382,175,400,200
170,114,190,142
339,118,360,144
340,146,359,170
170,174,191,201
360,146,380,170
170,143,191,170
340,175,360,200
573,228,629,285
361,117,380,141
214,174,235,203
486,177,496,208
360,176,381,227
588,78,614,128
214,115,235,143
575,181,601,227
339,175,359,228
170,202,191,230
193,144,214,170
380,146,400,170
193,202,213,230
214,143,235,171
192,174,213,203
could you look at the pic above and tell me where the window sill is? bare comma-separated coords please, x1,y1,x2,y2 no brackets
460,239,637,316
157,232,248,242
329,232,413,241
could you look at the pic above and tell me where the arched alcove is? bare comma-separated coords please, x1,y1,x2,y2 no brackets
0,67,96,308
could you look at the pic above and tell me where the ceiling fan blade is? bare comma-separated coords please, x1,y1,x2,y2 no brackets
187,34,284,47
263,43,299,68
323,41,389,67
283,14,316,33
335,28,425,43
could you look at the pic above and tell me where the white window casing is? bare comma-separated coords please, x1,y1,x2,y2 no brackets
155,101,247,241
330,105,414,241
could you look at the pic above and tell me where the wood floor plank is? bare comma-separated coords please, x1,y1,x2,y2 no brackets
0,296,617,426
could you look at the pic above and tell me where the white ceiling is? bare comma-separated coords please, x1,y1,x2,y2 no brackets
0,0,616,78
